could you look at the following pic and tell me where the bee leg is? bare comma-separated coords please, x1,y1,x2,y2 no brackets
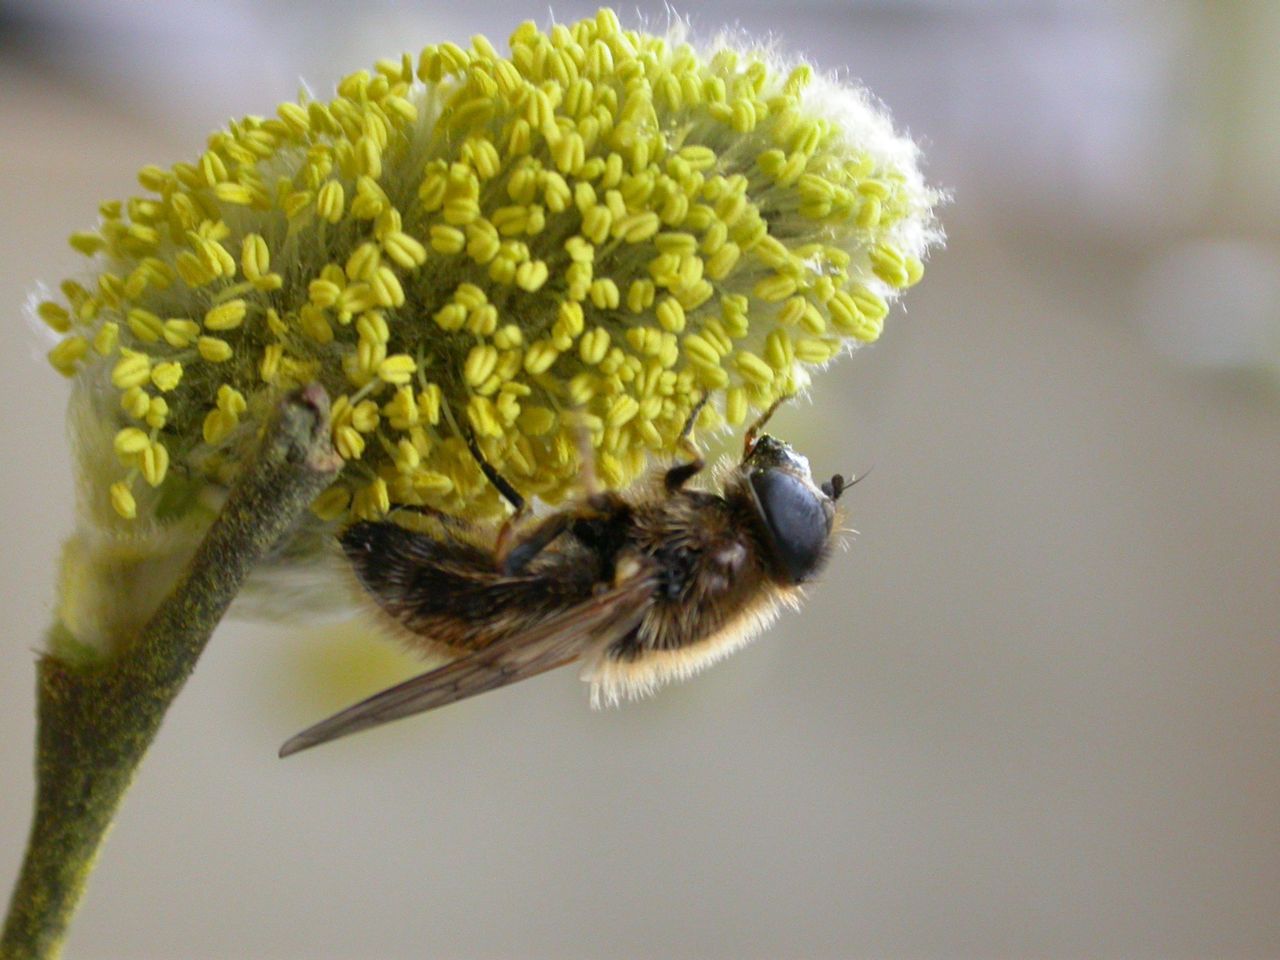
500,512,574,574
463,432,537,565
465,432,526,514
743,393,794,457
664,394,709,492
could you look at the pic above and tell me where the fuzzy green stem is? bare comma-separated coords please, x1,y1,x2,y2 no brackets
1,385,340,960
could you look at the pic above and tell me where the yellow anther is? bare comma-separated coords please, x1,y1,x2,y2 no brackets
734,350,774,387
298,305,334,344
581,205,613,244
777,297,808,327
430,225,466,254
417,384,443,425
566,261,593,301
393,439,421,473
654,232,698,256
725,387,748,426
378,354,417,385
314,181,345,225
93,322,119,356
335,425,366,460
382,230,428,268
353,477,391,520
606,395,640,428
443,194,481,225
351,176,391,219
796,337,839,364
764,329,794,373
682,333,721,369
241,234,270,280
260,344,284,382
433,302,467,331
519,405,557,435
467,304,499,336
869,242,909,286
197,337,234,363
655,297,685,333
589,278,620,309
345,243,381,281
515,259,549,291
69,232,105,256
113,427,151,459
145,396,169,430
579,327,611,365
705,243,740,280
350,400,380,432
565,236,595,263
413,471,453,496
311,486,352,521
141,441,170,487
356,136,382,179
754,274,798,302
204,299,247,331
371,266,405,307
119,387,151,420
464,344,499,386
214,182,255,205
150,362,183,392
109,482,137,520
495,390,522,425
202,409,237,446
216,385,246,416
553,131,586,174
850,286,889,320
111,351,152,389
493,324,524,350
382,386,418,429
467,395,503,438
126,308,165,343
523,340,559,375
36,302,71,333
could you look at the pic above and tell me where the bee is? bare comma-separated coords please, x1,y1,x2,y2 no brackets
279,398,852,757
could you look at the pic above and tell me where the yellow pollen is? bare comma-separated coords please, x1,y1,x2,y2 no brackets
38,8,934,526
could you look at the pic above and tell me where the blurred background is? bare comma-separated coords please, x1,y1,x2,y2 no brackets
1,1,1277,957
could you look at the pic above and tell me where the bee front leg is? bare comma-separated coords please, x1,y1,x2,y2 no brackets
743,393,793,457
664,394,709,492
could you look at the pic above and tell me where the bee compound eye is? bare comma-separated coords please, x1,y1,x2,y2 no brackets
748,469,835,584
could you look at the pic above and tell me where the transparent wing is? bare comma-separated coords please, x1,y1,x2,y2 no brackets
279,574,654,757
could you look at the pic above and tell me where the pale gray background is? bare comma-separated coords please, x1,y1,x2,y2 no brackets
1,1,1277,958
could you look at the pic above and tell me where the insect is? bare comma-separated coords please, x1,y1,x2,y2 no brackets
279,398,852,756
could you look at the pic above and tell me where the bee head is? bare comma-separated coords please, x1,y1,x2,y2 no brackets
740,435,845,585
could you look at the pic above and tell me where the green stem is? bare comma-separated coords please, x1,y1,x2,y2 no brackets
1,385,340,960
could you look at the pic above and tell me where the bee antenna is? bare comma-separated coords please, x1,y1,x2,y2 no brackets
823,466,872,501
